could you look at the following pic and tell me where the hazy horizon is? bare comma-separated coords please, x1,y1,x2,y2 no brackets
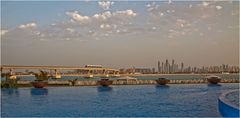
1,0,239,68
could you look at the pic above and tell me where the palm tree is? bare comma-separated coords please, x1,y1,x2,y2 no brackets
1,73,18,88
34,70,49,81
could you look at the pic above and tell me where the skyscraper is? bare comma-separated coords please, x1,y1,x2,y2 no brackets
181,62,184,73
166,59,169,74
158,61,161,73
171,59,175,73
162,62,164,73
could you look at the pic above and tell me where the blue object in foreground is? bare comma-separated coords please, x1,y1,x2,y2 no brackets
218,90,240,117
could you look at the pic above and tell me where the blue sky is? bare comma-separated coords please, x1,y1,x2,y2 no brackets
2,1,149,28
1,0,239,68
2,1,103,27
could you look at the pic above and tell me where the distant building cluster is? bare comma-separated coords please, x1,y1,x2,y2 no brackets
157,59,239,74
120,68,155,74
120,60,239,74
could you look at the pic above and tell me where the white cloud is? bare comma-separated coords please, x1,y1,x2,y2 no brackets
202,2,209,7
65,37,70,41
152,27,157,30
146,4,151,8
51,23,56,26
189,4,193,8
104,33,109,37
66,28,75,33
168,0,172,4
100,24,105,29
146,2,159,12
116,29,121,33
1,30,8,36
160,12,164,16
93,11,112,21
68,9,136,24
216,5,222,10
62,8,137,39
113,9,137,17
34,31,41,35
18,22,37,29
100,24,111,29
98,1,114,10
167,10,175,13
176,19,185,23
105,24,111,29
66,11,90,23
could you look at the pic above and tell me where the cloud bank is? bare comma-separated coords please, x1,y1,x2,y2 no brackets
18,22,37,29
1,1,238,42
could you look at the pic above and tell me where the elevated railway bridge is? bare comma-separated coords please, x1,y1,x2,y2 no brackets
1,65,120,79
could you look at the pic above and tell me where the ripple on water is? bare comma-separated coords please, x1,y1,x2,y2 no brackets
1,83,239,117
226,90,240,106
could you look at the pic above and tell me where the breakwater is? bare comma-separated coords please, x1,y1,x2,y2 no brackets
6,79,239,87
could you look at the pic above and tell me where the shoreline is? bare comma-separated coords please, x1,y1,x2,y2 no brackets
1,79,239,88
12,73,240,77
120,73,239,76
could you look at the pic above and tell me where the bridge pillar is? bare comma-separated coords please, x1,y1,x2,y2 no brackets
51,69,61,79
54,69,58,75
6,69,17,80
87,70,93,75
9,69,14,75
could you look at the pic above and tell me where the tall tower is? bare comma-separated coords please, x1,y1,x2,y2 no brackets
172,59,175,73
181,62,184,73
158,61,161,73
162,62,164,73
166,59,169,74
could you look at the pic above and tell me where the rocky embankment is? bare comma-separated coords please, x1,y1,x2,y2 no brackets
9,79,239,87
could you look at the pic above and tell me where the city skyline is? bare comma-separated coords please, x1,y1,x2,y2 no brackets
1,0,239,68
155,59,239,74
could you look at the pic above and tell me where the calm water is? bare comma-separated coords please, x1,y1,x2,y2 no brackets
1,83,239,117
226,90,240,106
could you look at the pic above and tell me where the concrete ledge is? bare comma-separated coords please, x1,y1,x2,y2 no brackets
9,79,240,87
218,90,240,117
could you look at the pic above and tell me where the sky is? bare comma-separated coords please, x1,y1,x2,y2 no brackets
1,0,239,68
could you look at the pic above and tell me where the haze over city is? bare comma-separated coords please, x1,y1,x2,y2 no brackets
1,0,239,68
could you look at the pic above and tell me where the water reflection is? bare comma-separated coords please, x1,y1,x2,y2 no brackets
31,88,48,95
1,88,19,95
155,85,170,89
97,86,113,92
207,84,221,87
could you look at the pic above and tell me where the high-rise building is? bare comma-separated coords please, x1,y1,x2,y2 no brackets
176,64,179,73
181,62,184,73
125,59,238,74
161,62,164,73
171,59,175,73
158,61,161,73
165,59,170,74
226,64,229,72
152,68,155,73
